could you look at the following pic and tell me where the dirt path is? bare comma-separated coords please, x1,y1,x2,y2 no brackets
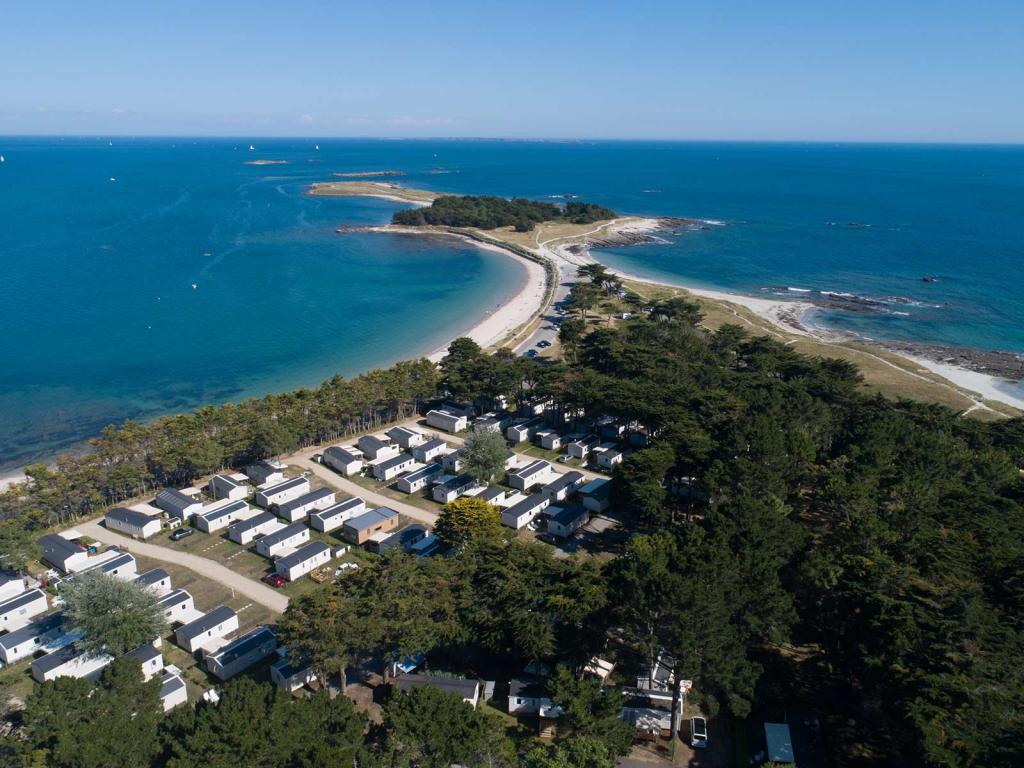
77,520,289,613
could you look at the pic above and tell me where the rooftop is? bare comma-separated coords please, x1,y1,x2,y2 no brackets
207,626,275,666
0,613,63,650
275,487,334,513
176,606,236,641
346,507,399,532
261,476,307,494
107,507,158,528
275,541,330,570
395,673,478,699
259,523,309,548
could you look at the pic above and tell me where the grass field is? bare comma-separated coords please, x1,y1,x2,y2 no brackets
307,181,439,203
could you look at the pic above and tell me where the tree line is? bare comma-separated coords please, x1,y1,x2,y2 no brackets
392,196,617,232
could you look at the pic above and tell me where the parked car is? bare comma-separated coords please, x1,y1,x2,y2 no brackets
526,349,539,358
537,340,552,348
170,528,194,541
690,716,708,748
262,573,286,588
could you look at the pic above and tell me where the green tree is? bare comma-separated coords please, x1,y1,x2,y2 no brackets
460,428,509,484
277,583,364,692
60,571,167,656
435,497,505,551
547,666,634,757
524,735,618,768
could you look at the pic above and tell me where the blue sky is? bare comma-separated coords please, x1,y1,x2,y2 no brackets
1,0,1022,141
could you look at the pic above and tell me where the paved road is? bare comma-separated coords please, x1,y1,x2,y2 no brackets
290,455,439,527
78,520,290,613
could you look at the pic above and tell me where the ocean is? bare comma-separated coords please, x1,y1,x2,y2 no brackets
1,138,1022,466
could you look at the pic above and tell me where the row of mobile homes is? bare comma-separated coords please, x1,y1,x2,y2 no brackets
0,613,66,665
246,459,286,486
342,508,400,545
157,589,196,625
228,513,284,545
134,568,172,596
32,644,112,684
358,434,398,461
205,626,277,681
309,497,366,533
175,606,238,653
386,425,426,449
275,541,332,581
256,523,310,558
426,408,467,433
501,494,550,530
255,476,310,509
547,505,590,538
155,489,204,521
273,487,336,522
508,460,558,491
412,437,449,464
397,464,443,494
432,473,478,504
322,446,363,476
541,471,585,504
374,453,417,482
105,508,162,540
195,500,257,533
0,589,48,632
208,473,250,501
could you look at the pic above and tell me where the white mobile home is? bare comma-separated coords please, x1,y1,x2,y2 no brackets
157,589,196,624
134,568,172,597
396,463,443,494
541,471,585,504
309,497,366,533
245,459,287,486
195,499,257,533
31,644,112,684
567,434,600,460
432,473,478,504
159,670,188,711
395,673,480,707
506,418,544,444
473,412,510,434
154,488,204,521
174,606,238,653
273,487,336,522
105,507,162,539
535,429,564,451
0,589,48,632
508,460,557,491
386,425,426,449
208,474,250,501
0,613,65,665
0,576,24,603
593,443,624,470
425,409,467,433
255,477,310,509
79,550,138,581
205,626,277,681
580,479,611,513
37,533,90,574
412,437,449,464
500,494,550,530
228,512,284,545
275,541,332,581
442,449,464,473
508,676,557,716
547,505,590,538
470,485,507,505
256,523,310,558
358,435,399,461
126,642,165,681
271,653,316,692
322,446,363,476
373,453,417,482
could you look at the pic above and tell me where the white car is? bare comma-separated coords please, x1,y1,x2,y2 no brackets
690,716,708,748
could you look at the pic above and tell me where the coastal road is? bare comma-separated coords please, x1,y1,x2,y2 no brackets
77,520,290,613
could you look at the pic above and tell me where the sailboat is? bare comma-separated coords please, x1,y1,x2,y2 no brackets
0,155,5,163
248,144,255,152
314,144,320,150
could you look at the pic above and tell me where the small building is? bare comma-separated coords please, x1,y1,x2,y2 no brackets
580,478,611,513
256,523,310,558
358,435,399,461
500,494,550,530
521,397,553,417
38,533,90,574
373,453,417,482
474,412,511,434
593,443,624,470
32,644,112,684
341,508,400,546
195,499,257,533
105,508,162,540
442,449,464,473
205,626,277,681
567,434,600,460
0,589,48,632
541,471,585,504
506,418,544,445
273,487,336,522
0,576,25,603
508,676,557,716
764,722,796,765
621,689,674,737
396,463,443,494
228,512,284,545
508,460,557,491
0,613,65,665
275,541,332,581
535,429,564,451
154,488,204,521
409,534,441,557
159,670,188,711
386,425,427,449
245,459,287,486
322,446,363,476
271,653,316,692
598,417,627,441
208,474,250,502
412,437,449,464
547,504,590,538
366,524,428,555
309,497,366,533
432,473,478,504
175,606,238,653
80,550,138,581
157,589,196,624
126,642,165,681
425,409,467,433
469,485,506,505
134,568,172,597
255,476,310,509
394,673,480,707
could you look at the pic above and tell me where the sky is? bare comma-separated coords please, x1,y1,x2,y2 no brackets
1,0,1022,142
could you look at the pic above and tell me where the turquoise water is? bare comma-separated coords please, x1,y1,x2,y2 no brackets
1,138,1022,465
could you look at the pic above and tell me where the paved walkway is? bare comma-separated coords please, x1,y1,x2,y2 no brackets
78,520,289,613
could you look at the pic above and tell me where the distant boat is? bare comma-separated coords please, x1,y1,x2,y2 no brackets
108,141,113,146
191,283,198,290
109,177,116,182
315,144,320,150
0,155,4,163
248,144,255,152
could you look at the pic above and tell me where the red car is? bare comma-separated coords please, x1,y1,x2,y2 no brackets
262,573,287,588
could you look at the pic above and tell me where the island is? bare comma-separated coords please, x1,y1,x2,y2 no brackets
331,170,404,178
243,159,289,166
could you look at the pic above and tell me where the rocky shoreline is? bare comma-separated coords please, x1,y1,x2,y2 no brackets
561,216,696,253
878,341,1024,379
